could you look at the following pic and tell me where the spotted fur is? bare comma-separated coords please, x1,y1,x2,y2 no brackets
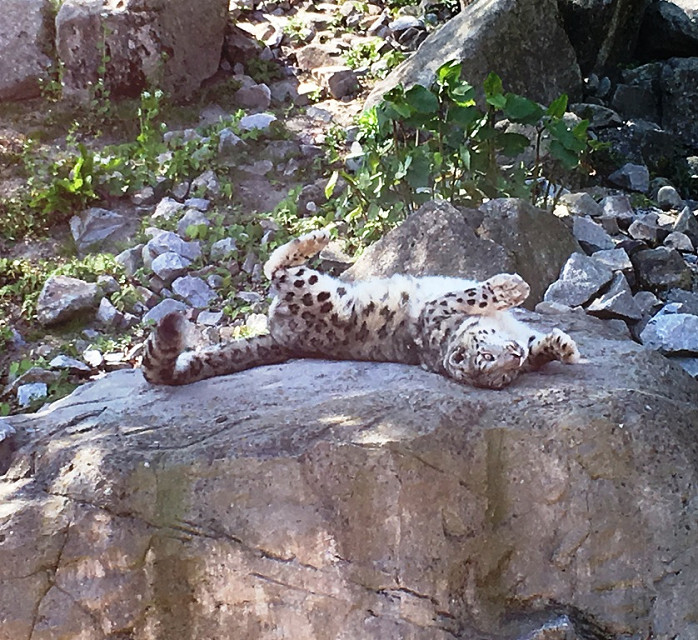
142,229,580,389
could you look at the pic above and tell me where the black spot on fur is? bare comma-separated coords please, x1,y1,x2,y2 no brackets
289,304,300,314
309,274,318,285
467,300,476,306
401,291,410,303
363,301,375,316
320,301,333,313
456,297,463,303
285,291,295,301
478,301,487,308
296,268,305,277
301,310,314,321
302,293,314,306
317,291,331,302
294,280,305,288
337,287,347,297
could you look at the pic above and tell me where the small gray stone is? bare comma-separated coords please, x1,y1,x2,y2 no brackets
152,197,185,220
95,297,123,326
543,253,614,307
555,192,603,218
242,252,260,275
49,355,91,373
657,185,684,210
150,252,192,282
640,312,698,354
218,128,243,156
197,310,224,326
97,274,121,295
172,275,218,309
115,245,144,277
664,231,694,252
131,185,157,206
239,113,277,131
572,216,615,252
634,290,662,316
587,273,642,321
184,198,211,212
235,82,272,109
142,299,189,324
17,383,47,407
177,209,211,237
673,206,698,246
323,67,359,99
190,170,220,198
628,212,663,243
601,194,635,228
237,291,264,304
210,238,239,261
597,215,621,236
36,276,100,327
143,231,202,267
609,163,650,193
70,207,130,254
666,289,698,316
591,248,633,274
631,246,692,291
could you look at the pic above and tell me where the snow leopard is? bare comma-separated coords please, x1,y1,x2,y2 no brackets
142,229,580,390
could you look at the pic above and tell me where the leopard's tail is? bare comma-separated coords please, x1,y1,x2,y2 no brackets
263,228,331,280
141,312,291,385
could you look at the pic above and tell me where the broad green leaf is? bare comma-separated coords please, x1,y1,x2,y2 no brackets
503,94,544,124
497,132,530,156
483,73,505,108
325,170,339,199
404,84,439,113
437,60,462,87
448,83,475,106
547,94,568,118
447,105,480,127
406,152,431,189
549,140,580,170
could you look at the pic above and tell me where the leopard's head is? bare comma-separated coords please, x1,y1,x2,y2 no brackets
444,328,527,390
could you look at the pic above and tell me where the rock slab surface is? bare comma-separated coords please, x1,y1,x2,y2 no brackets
2,312,698,639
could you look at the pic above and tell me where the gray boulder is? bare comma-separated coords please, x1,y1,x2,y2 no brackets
638,0,698,60
674,206,698,245
56,0,228,100
558,0,650,74
609,162,650,192
2,312,698,638
572,216,615,253
345,199,580,307
69,207,132,255
640,308,698,353
35,276,100,327
586,272,642,320
366,0,581,108
543,252,613,307
631,246,693,291
0,0,52,100
661,57,698,148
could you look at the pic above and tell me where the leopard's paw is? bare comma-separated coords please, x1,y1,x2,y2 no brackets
549,328,580,364
486,273,531,310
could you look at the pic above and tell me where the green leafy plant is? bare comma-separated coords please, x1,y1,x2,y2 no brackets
328,60,592,247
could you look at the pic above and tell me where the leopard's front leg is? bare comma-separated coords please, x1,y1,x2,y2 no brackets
523,328,580,371
423,273,530,318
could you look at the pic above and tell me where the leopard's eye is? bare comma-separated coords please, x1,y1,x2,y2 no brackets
481,352,495,362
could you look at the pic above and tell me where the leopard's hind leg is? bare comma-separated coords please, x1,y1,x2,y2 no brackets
142,312,291,385
263,228,331,280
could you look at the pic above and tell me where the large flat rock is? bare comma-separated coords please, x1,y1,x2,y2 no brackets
2,311,698,639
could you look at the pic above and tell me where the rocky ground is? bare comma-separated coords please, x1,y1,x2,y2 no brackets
1,0,698,416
